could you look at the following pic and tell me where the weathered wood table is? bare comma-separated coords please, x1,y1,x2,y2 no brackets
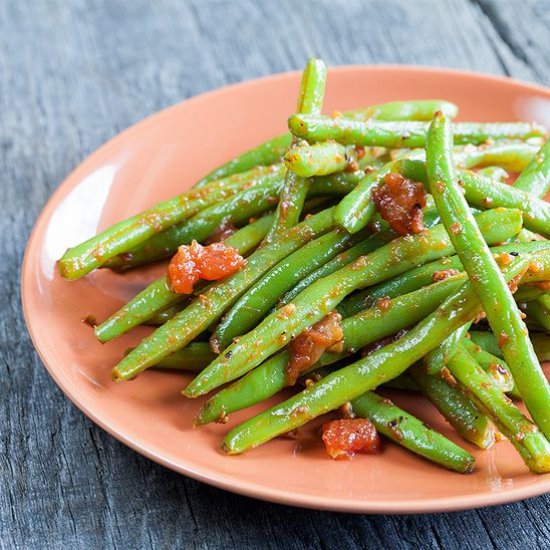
2,1,549,547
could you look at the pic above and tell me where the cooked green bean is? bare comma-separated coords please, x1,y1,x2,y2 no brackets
426,111,550,440
525,300,550,332
460,337,515,393
288,114,546,148
454,142,538,172
346,100,459,122
263,59,327,244
424,323,472,375
475,166,509,182
351,391,475,473
409,363,496,449
94,214,273,342
470,330,550,363
222,255,530,454
285,142,352,177
513,140,550,198
112,207,336,381
153,343,216,371
185,209,522,398
196,274,465,425
448,345,550,473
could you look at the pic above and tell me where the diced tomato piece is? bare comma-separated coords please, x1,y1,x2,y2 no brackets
372,172,427,236
322,418,381,460
286,311,343,385
167,241,245,294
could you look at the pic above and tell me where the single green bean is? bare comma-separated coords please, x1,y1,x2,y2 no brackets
470,331,550,363
454,142,538,172
513,140,550,198
424,323,472,375
285,142,352,177
288,114,546,148
153,343,216,371
448,345,550,473
476,166,509,182
409,363,496,449
94,215,273,342
351,391,475,473
525,300,550,332
196,274,465,425
346,100,459,122
221,255,530,454
460,337,515,393
426,112,550,440
263,59,327,244
112,207,336,381
184,209,523,398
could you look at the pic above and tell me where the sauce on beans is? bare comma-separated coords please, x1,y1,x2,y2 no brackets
168,241,245,294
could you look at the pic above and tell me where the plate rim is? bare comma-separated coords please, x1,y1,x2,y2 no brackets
21,64,550,514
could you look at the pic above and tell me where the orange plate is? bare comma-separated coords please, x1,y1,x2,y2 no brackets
22,67,550,513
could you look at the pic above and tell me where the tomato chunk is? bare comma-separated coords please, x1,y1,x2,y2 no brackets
322,418,381,460
372,172,427,236
167,241,245,294
286,311,343,385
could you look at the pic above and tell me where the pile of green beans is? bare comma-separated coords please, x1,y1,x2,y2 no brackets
59,58,550,475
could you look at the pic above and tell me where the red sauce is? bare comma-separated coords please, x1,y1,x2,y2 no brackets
432,268,461,282
286,311,343,385
371,173,427,235
167,241,245,294
322,418,381,460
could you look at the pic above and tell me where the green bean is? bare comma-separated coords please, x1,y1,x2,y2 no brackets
184,208,522,398
470,331,550,363
221,255,530,454
288,114,546,148
525,300,550,332
448,345,550,473
424,323,472,375
196,274,465,425
263,59,327,244
454,142,538,172
537,292,550,310
475,166,509,182
460,337,515,393
409,363,496,449
211,227,370,352
153,343,216,371
351,391,475,473
426,112,550,440
58,164,284,280
339,240,550,319
111,207,336,381
513,140,550,198
346,100,459,122
195,135,292,189
94,215,273,343
285,142,352,177
145,304,183,326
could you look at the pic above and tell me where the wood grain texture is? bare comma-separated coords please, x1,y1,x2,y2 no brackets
1,0,549,548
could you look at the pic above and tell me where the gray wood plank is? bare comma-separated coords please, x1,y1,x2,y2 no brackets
1,0,549,548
